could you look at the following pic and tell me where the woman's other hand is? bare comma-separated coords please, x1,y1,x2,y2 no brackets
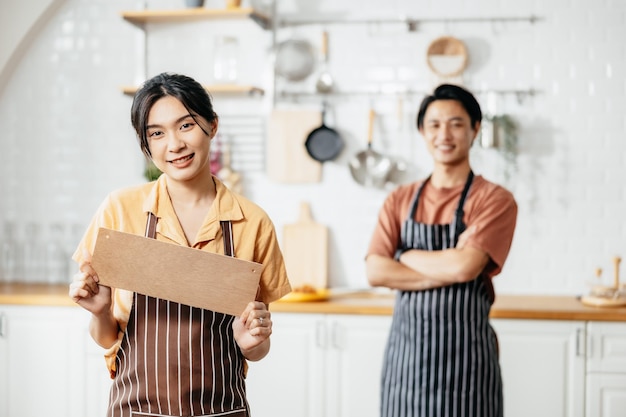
233,301,271,361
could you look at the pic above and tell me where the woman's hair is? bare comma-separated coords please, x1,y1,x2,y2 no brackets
130,72,218,158
416,84,482,130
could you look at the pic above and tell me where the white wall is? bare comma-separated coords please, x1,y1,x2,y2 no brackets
0,0,624,296
0,0,65,89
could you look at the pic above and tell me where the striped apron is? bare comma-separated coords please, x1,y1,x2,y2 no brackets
107,213,249,417
381,171,503,417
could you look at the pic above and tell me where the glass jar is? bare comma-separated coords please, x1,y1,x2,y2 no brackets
213,36,239,83
45,223,68,284
22,222,45,283
1,221,21,282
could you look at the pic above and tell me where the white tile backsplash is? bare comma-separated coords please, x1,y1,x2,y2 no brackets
0,0,624,294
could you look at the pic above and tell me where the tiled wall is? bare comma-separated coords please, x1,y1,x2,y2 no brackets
1,0,624,295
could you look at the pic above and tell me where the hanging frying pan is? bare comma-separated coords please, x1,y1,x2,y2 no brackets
348,109,394,188
305,102,343,162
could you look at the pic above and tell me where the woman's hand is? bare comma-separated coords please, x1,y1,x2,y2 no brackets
68,249,112,315
68,249,120,348
233,301,271,361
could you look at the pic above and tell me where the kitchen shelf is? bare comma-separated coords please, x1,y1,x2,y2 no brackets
121,7,271,29
121,84,264,96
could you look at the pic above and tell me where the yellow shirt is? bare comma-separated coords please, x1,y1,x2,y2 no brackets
73,175,291,375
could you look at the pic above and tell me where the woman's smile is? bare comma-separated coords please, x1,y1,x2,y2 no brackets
168,153,195,166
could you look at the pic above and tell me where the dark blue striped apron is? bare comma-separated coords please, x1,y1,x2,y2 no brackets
107,214,249,417
381,171,502,417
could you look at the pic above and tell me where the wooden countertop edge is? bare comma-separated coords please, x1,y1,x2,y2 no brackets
3,296,77,307
0,283,76,307
488,309,626,321
2,284,626,321
270,302,394,316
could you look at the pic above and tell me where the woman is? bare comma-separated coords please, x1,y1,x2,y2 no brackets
366,84,517,417
69,72,291,417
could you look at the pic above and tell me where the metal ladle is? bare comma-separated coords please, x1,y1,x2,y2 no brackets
315,31,334,93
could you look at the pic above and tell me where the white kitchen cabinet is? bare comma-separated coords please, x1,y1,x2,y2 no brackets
0,305,86,417
491,319,586,417
586,322,626,417
246,312,392,417
0,305,110,417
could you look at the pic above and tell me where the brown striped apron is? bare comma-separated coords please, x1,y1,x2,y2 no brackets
381,171,503,417
107,213,249,417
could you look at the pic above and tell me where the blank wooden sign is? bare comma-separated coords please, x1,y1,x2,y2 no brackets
91,228,262,316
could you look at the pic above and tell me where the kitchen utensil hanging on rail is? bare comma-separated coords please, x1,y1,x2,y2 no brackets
315,30,334,93
426,35,469,84
349,108,394,188
274,37,316,82
304,101,343,162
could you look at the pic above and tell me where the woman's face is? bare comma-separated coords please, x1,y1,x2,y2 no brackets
146,95,216,183
419,99,479,167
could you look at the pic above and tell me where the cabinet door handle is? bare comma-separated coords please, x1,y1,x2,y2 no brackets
330,321,341,350
575,327,586,357
316,320,327,349
0,312,5,338
586,330,593,359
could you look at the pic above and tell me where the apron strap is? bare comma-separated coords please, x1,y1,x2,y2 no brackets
407,175,431,220
144,212,234,257
452,170,475,238
145,212,158,239
220,220,234,257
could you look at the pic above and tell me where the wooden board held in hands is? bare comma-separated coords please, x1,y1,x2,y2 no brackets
91,228,262,317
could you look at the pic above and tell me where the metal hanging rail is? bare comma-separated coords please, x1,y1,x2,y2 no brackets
278,88,539,105
275,14,542,30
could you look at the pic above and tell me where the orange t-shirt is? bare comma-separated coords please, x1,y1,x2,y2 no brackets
367,175,517,278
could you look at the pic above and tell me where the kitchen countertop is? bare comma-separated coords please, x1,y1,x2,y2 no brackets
2,283,626,322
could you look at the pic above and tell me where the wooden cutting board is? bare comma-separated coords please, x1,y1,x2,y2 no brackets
266,109,322,183
91,228,262,316
282,202,328,289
